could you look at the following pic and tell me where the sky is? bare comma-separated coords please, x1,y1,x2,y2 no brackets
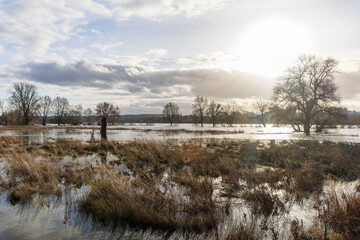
0,0,360,114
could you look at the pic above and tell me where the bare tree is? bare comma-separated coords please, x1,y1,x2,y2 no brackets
109,105,121,125
252,100,269,127
68,104,83,125
95,102,119,140
9,82,40,125
83,108,94,125
224,102,240,127
192,96,208,127
163,102,180,126
53,97,70,126
272,55,340,135
38,95,52,126
0,100,6,125
207,100,222,127
95,102,118,119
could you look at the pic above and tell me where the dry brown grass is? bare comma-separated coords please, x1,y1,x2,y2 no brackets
0,137,359,238
320,194,360,239
80,165,225,234
2,151,62,204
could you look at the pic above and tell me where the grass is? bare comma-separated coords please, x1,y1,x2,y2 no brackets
0,136,359,238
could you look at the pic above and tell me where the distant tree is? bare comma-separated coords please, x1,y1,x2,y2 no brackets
0,100,8,125
53,97,70,126
207,100,222,127
9,82,40,125
224,102,240,127
68,104,83,125
192,96,208,127
252,100,269,127
38,95,52,126
83,108,94,125
163,102,180,126
272,55,340,135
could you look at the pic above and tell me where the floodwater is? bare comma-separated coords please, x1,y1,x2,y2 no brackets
0,123,359,144
0,124,360,239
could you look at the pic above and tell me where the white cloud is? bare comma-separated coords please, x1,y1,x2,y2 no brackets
145,48,168,57
69,0,112,17
0,0,113,59
90,29,101,34
91,42,123,51
111,0,230,20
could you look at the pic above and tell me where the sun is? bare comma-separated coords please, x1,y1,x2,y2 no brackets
234,18,313,76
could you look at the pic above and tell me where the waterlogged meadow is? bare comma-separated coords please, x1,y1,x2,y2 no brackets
0,123,360,144
0,130,359,239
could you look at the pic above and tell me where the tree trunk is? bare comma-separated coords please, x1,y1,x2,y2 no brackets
304,116,311,136
200,114,203,127
101,117,107,140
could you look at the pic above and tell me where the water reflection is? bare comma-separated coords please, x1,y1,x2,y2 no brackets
0,124,359,144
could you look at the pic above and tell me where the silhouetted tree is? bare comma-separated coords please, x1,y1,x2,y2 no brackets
95,102,120,140
163,102,180,126
192,96,208,127
252,100,269,127
84,108,94,125
95,102,118,119
109,105,121,125
207,100,222,127
224,102,240,127
9,82,40,125
68,104,83,125
38,95,52,126
53,97,70,126
272,55,340,135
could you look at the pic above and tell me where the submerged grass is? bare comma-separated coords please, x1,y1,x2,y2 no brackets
0,136,359,238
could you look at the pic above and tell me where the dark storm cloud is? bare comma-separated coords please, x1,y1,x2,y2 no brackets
8,61,275,99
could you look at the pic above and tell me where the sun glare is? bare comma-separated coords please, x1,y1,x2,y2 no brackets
235,18,313,76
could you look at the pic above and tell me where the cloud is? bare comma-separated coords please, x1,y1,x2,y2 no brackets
145,48,168,57
90,29,101,35
0,0,111,59
91,42,123,51
336,68,360,99
111,0,230,20
4,61,275,99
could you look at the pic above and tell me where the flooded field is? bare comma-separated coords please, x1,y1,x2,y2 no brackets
0,126,359,239
0,123,359,144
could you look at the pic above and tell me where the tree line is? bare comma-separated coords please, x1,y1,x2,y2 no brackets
164,55,357,135
0,55,359,135
0,83,121,126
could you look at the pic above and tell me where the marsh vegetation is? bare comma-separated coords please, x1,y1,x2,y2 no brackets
0,135,359,239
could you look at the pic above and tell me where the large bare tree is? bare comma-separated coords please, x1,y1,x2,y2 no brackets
53,97,70,126
207,100,222,127
163,102,180,126
272,55,340,135
9,82,40,125
252,100,269,127
38,95,52,126
192,96,208,127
